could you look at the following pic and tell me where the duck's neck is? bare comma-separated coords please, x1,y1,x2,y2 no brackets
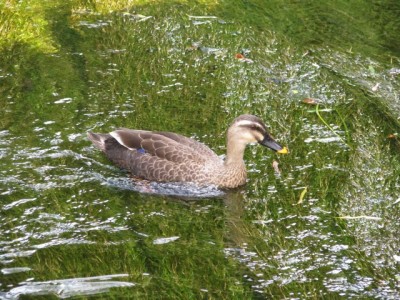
225,139,246,166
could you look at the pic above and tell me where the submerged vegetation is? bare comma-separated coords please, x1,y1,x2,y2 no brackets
0,0,399,299
0,0,56,52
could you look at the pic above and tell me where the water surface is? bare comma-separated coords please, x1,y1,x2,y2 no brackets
1,1,399,299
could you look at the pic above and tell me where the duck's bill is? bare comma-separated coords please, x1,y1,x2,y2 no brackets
276,147,288,154
259,137,289,154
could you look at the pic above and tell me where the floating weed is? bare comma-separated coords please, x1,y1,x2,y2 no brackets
297,186,308,205
337,216,382,221
315,104,350,147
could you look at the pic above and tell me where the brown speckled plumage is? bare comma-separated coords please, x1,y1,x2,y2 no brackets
87,114,285,189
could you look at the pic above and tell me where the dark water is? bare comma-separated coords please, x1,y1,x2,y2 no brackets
1,1,400,299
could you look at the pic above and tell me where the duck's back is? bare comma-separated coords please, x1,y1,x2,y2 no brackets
88,129,222,184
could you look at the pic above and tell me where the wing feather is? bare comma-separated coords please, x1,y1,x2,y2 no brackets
110,129,214,164
155,131,218,158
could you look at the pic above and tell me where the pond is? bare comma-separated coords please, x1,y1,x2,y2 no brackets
1,1,399,299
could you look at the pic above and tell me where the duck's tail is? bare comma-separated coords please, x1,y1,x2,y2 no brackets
87,132,110,152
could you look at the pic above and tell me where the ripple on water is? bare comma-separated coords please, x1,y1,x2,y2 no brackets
1,267,31,275
153,236,180,245
104,176,225,199
0,274,135,299
2,198,37,210
0,193,131,264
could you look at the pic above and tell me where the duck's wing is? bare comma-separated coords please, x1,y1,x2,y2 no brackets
110,129,216,163
154,131,219,159
88,131,204,182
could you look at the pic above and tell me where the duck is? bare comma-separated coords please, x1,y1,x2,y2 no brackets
87,114,288,189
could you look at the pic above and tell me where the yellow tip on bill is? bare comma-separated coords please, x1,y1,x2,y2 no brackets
277,147,288,154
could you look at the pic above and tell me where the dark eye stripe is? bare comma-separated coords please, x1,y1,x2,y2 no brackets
239,123,266,134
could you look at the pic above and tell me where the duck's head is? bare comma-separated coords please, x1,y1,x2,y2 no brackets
228,114,288,154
